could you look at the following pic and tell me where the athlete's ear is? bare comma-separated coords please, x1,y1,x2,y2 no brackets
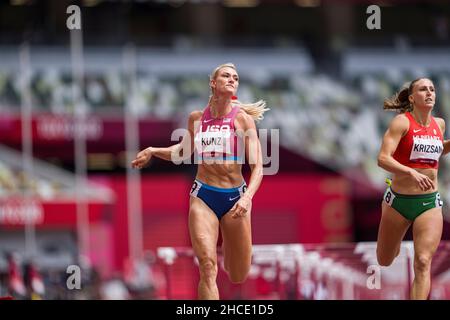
210,79,216,90
408,95,414,104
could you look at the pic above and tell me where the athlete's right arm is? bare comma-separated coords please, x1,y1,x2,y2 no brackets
377,114,434,191
131,111,202,169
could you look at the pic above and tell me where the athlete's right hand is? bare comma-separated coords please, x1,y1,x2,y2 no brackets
410,170,435,191
131,147,152,169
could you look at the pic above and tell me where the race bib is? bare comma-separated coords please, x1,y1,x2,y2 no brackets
409,136,443,163
384,188,395,206
194,131,232,154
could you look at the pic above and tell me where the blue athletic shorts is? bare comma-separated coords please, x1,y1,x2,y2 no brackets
189,179,247,220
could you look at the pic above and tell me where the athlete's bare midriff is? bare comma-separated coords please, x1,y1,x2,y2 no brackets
391,167,438,194
196,163,244,188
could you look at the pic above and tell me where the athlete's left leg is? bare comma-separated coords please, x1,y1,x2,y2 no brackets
220,209,252,284
411,208,443,300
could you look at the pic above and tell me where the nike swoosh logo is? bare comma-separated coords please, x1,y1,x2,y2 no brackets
229,195,240,201
413,129,422,133
204,119,214,123
423,202,432,206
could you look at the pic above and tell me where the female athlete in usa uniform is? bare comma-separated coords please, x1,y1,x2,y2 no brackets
377,78,450,299
132,63,268,299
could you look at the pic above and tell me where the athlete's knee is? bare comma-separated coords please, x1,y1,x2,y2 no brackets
414,254,432,274
376,249,395,267
229,272,248,284
223,259,230,274
228,265,250,284
198,257,218,281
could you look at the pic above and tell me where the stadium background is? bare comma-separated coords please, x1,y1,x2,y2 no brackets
0,0,449,300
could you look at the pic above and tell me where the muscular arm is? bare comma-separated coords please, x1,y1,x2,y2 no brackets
443,141,450,155
131,111,201,168
227,111,263,219
237,112,263,200
152,111,201,161
377,114,414,176
435,117,450,155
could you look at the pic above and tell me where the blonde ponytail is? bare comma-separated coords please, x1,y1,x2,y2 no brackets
232,99,269,122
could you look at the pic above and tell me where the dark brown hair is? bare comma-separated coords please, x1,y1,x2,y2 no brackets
383,78,425,113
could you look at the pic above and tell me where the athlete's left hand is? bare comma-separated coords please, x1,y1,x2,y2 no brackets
229,195,252,219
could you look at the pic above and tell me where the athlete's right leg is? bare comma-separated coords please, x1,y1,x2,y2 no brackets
220,208,252,284
410,208,443,300
376,201,412,266
188,196,220,300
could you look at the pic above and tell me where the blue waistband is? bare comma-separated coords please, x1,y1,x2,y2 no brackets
195,179,245,193
196,155,243,161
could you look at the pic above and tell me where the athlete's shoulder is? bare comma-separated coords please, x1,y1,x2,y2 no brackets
235,109,256,130
434,116,445,134
434,116,445,126
236,108,251,119
188,110,203,122
386,113,410,137
236,109,254,122
390,113,409,128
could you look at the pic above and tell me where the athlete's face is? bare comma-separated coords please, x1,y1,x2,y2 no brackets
409,78,436,110
211,67,239,97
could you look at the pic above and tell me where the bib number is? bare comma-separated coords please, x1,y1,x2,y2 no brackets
384,189,395,206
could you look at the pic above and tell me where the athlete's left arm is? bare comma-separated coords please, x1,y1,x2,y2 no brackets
229,111,263,218
241,112,263,200
436,117,450,155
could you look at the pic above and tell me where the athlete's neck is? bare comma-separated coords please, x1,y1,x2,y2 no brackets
210,96,232,118
411,109,431,127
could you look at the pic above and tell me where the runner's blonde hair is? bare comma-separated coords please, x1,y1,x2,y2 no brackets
208,63,269,122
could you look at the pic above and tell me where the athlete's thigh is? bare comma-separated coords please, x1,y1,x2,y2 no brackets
412,208,443,258
189,196,220,261
377,201,412,258
220,210,252,267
